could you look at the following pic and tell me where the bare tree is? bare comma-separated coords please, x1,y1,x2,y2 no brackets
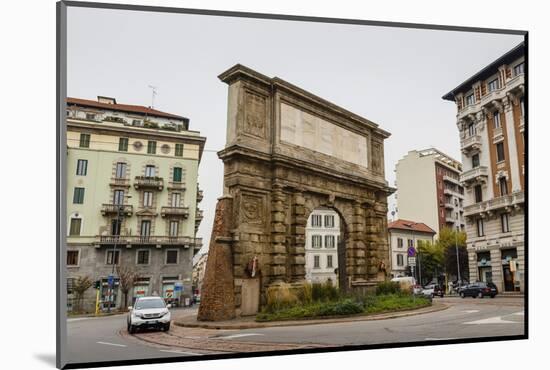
116,264,139,310
73,276,93,313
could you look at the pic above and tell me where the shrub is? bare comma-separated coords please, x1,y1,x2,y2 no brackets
311,281,340,302
317,299,363,316
296,282,313,305
375,281,401,296
265,283,299,313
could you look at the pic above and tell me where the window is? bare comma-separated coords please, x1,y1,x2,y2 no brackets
147,141,157,154
175,143,184,157
472,154,480,168
324,215,335,228
493,111,501,128
67,250,79,266
113,190,125,205
143,191,153,207
327,255,333,268
79,133,90,148
118,137,129,152
501,213,510,233
173,167,183,182
69,218,81,236
313,255,320,268
513,62,524,76
106,250,120,265
499,177,508,196
487,78,499,92
166,250,178,264
407,239,414,248
312,235,322,248
76,159,88,176
477,218,485,237
132,119,142,126
311,214,322,227
137,250,149,265
140,220,151,236
145,165,155,177
115,162,127,178
169,221,179,237
496,142,506,162
520,97,525,117
397,254,404,266
171,192,181,207
466,94,475,106
111,219,121,235
468,122,476,137
397,238,403,248
73,187,85,204
86,113,96,121
325,235,335,248
474,185,483,203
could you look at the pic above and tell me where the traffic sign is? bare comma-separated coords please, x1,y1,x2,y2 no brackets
408,257,417,266
407,246,416,257
107,274,114,286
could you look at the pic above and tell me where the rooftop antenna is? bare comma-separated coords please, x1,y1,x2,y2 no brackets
148,85,158,109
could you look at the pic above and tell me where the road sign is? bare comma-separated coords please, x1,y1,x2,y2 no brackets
107,274,114,286
408,257,417,266
407,246,416,257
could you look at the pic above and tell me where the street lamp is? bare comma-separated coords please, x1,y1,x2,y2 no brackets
455,225,462,287
107,195,131,313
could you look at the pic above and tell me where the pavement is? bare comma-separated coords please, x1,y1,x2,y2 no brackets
65,296,525,365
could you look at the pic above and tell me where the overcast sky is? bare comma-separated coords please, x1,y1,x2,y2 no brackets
67,7,523,255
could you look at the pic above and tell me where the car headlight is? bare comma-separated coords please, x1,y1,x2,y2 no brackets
159,310,169,317
133,312,143,318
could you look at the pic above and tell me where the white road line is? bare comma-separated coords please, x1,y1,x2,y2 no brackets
511,311,524,316
462,310,480,314
96,341,127,347
159,350,202,356
217,333,265,340
183,336,203,339
463,316,520,325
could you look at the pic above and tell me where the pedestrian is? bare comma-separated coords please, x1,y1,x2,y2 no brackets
448,281,453,295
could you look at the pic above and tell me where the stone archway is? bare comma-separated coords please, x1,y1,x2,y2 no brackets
198,65,394,321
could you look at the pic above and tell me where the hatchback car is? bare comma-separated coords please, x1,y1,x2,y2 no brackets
127,296,171,334
459,282,498,298
422,284,445,298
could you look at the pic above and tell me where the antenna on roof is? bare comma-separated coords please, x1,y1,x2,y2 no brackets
148,85,158,109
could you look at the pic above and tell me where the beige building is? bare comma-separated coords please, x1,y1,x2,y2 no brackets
305,208,341,285
66,96,206,311
442,42,525,293
387,219,436,279
395,148,465,237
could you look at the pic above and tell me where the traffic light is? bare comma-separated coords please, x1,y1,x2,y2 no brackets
94,280,101,290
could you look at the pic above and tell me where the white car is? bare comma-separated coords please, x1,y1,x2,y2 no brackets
127,296,171,334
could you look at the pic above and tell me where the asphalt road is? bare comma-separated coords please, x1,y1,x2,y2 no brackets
65,296,524,365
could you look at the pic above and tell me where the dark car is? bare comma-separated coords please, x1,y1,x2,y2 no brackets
460,282,498,298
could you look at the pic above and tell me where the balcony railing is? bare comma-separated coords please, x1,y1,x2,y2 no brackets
167,181,186,190
100,204,133,216
95,235,202,247
443,174,461,186
195,209,204,221
197,189,204,202
109,177,131,188
460,166,489,185
463,191,525,217
443,200,454,209
134,176,164,191
461,135,482,154
161,206,190,218
443,187,464,198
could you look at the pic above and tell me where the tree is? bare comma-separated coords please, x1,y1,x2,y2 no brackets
417,240,444,285
116,265,139,310
73,276,94,313
438,227,469,282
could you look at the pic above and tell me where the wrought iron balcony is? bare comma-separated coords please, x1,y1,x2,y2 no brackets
460,166,489,185
134,176,164,191
161,206,190,218
100,203,133,216
461,134,482,154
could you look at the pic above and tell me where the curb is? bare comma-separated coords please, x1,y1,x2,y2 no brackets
67,311,127,319
174,302,449,330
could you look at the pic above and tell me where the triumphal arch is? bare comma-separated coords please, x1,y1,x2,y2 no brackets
198,65,394,320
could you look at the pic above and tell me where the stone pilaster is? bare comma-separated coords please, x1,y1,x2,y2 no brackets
290,192,306,282
269,185,287,283
349,202,367,282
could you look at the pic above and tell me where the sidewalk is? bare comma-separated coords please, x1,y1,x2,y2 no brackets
174,302,448,330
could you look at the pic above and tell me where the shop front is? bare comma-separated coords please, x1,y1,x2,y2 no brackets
501,248,520,292
132,277,151,304
477,251,492,283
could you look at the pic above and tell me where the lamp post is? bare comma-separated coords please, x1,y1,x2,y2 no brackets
455,225,462,287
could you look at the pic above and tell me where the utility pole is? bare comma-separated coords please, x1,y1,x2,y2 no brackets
455,226,462,286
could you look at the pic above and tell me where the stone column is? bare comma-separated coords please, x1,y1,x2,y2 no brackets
269,185,287,284
349,202,367,281
290,192,306,282
197,196,235,321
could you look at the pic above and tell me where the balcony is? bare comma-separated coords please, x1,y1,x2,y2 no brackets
479,87,506,108
461,135,482,154
134,176,164,191
443,200,454,209
95,235,202,247
109,177,131,188
445,215,456,224
100,203,133,216
460,166,489,185
443,187,464,198
443,174,461,186
197,189,204,202
195,209,203,224
464,191,525,217
167,181,186,191
161,206,189,218
457,103,479,120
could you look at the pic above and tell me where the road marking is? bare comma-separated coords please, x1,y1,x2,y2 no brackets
183,336,203,339
463,316,520,325
217,333,265,340
97,341,127,347
511,311,524,316
68,318,92,322
462,310,479,314
159,350,202,356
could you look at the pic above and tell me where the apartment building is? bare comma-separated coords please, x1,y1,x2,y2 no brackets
395,148,465,237
66,96,206,311
387,219,436,278
442,42,525,293
305,208,341,285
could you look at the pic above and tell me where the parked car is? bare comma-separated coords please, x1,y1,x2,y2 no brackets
459,282,498,298
421,284,444,298
127,296,172,334
391,276,417,294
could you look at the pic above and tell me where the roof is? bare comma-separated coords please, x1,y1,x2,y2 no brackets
442,41,525,101
66,97,187,121
388,219,436,234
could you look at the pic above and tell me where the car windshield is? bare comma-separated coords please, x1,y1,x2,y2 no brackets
135,299,165,310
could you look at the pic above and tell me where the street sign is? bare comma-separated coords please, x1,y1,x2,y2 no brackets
408,257,417,266
407,246,416,257
107,274,114,286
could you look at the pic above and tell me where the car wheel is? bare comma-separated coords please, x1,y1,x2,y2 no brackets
460,292,465,298
129,325,136,334
164,323,170,332
490,294,495,298
478,292,483,298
